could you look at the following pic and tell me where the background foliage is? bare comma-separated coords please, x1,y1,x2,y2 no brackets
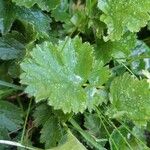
0,0,150,149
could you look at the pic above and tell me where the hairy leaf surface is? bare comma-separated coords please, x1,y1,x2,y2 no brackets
21,37,108,113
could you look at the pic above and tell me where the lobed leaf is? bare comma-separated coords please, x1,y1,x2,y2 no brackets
21,36,109,113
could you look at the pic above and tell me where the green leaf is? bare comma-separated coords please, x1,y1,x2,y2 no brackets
0,0,51,37
0,36,25,60
96,32,136,63
15,7,51,37
108,73,150,126
0,100,23,131
0,0,16,34
50,131,87,150
98,0,150,41
110,126,147,150
21,36,108,113
33,104,64,149
12,0,60,11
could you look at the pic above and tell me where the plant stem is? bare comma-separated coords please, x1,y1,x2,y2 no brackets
21,98,32,144
0,80,24,90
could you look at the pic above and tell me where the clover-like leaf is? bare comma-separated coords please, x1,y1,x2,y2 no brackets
21,36,108,113
98,0,150,41
108,73,150,126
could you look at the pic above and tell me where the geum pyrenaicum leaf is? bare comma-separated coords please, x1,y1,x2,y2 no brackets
0,0,51,37
108,73,150,126
20,36,109,113
98,0,150,41
12,0,60,11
